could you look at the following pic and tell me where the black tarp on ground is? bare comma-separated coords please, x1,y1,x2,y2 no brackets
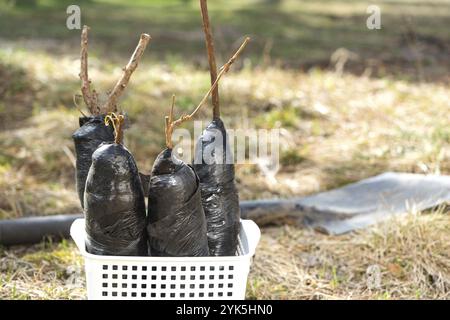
147,148,209,257
241,172,450,234
84,143,147,256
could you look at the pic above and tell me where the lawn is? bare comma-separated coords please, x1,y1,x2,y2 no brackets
0,0,449,299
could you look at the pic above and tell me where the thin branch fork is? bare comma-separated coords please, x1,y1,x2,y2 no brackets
165,37,250,149
79,26,151,115
200,0,220,119
101,33,151,113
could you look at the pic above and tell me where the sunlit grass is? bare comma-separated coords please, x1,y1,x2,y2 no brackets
247,208,449,299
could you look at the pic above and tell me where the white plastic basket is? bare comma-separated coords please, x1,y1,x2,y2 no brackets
70,218,260,300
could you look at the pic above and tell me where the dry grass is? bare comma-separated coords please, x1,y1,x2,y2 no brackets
248,207,450,300
1,208,448,299
0,240,85,299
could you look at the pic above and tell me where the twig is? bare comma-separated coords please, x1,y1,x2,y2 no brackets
101,34,151,113
91,89,99,114
73,94,87,117
169,94,175,124
165,116,171,149
184,37,250,120
80,25,95,114
165,95,176,148
200,0,220,119
79,27,150,116
165,37,250,149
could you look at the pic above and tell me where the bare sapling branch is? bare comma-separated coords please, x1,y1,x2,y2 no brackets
169,94,175,125
165,95,176,149
101,33,151,113
165,37,250,149
184,37,250,122
200,0,220,119
73,94,87,117
80,25,95,114
91,89,99,114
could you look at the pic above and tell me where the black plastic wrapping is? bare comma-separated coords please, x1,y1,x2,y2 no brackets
84,143,148,256
72,115,114,208
147,148,209,257
193,118,241,256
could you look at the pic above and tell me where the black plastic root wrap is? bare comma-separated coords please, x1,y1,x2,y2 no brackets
72,115,114,208
147,148,209,257
84,143,147,256
193,118,241,256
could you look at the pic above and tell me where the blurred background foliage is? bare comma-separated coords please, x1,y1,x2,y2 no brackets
0,0,449,79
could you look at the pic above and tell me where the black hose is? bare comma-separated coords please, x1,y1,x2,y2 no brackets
0,199,303,246
0,214,82,246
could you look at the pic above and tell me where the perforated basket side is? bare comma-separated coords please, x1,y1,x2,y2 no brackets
70,218,260,300
85,259,250,300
